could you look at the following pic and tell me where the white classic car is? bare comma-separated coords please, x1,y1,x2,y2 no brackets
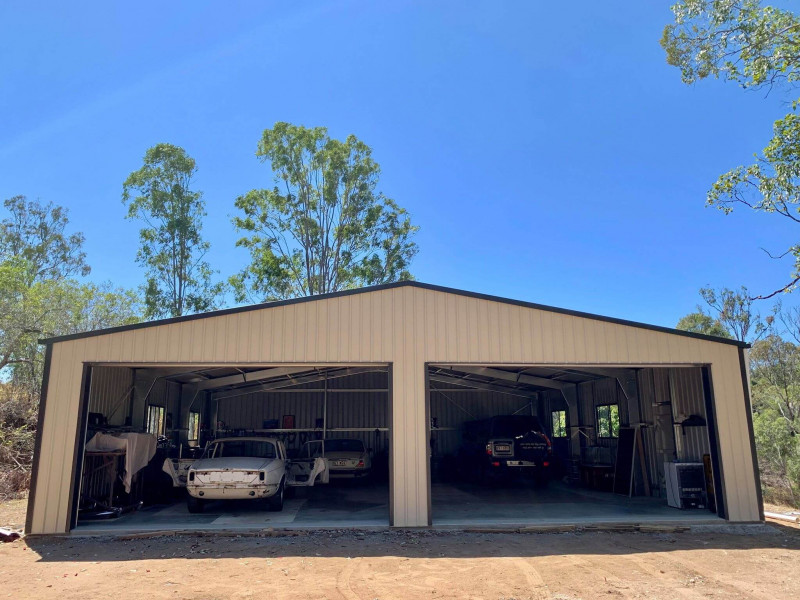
300,439,372,479
186,437,287,513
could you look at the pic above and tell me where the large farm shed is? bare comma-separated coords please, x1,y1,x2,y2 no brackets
25,282,762,535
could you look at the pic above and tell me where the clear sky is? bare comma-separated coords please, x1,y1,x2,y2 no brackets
1,1,796,328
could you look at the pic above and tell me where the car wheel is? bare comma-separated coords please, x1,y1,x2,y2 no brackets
268,479,285,512
187,496,205,513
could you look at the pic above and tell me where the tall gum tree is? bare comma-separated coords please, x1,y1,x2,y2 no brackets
231,122,419,302
123,144,223,318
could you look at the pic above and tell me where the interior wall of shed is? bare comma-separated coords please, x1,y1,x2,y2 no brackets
86,368,390,456
212,371,390,456
429,390,539,457
86,367,207,449
539,367,711,497
86,366,135,427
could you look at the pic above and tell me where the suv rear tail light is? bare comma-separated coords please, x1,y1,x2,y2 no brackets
485,444,493,456
259,471,265,481
188,471,194,482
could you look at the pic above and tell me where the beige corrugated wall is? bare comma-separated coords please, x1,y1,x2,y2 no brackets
28,285,759,533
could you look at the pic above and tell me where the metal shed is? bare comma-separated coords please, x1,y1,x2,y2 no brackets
26,282,761,534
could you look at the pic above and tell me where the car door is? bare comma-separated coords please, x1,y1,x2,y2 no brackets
277,440,287,477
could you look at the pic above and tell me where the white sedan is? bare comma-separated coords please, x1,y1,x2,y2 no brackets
186,437,287,513
300,439,372,479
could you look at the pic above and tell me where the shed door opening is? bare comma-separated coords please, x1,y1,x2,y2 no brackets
427,365,724,526
72,364,390,532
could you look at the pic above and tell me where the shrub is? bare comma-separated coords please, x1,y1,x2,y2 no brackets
0,384,37,501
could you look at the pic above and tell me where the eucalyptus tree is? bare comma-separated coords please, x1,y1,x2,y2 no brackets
123,144,223,318
0,196,93,378
662,1,800,298
750,334,800,504
0,195,90,286
0,196,141,394
675,311,732,338
231,122,418,302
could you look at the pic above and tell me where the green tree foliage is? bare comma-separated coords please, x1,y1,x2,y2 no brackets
0,197,142,497
708,112,800,297
8,280,141,395
0,197,142,384
231,122,419,302
0,257,50,372
675,286,768,342
0,196,93,378
676,311,732,338
698,286,770,341
661,0,800,89
662,1,800,297
0,195,90,285
750,335,800,504
123,143,224,318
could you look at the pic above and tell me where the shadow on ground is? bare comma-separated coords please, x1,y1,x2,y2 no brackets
24,522,800,563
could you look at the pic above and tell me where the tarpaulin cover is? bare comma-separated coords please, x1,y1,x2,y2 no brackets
85,432,157,493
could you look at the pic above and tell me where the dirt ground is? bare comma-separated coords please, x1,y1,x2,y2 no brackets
764,501,800,516
0,497,27,530
2,500,800,600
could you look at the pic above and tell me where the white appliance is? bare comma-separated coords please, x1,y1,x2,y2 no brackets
664,462,707,509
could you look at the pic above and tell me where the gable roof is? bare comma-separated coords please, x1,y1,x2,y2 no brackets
40,281,749,348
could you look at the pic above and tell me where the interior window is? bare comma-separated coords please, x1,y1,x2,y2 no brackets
551,410,567,438
596,404,620,439
188,411,201,441
146,405,165,436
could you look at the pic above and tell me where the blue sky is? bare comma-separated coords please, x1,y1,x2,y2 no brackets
1,1,796,327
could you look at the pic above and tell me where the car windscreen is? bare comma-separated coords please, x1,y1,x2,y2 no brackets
206,440,277,459
324,439,364,453
490,416,544,438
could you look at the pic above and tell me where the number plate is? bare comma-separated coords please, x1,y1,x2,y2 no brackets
494,444,510,452
333,460,348,467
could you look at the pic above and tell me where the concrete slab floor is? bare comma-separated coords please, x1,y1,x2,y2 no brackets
73,480,391,535
432,480,723,526
72,480,722,535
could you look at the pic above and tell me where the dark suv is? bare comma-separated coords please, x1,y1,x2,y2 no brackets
457,415,552,484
